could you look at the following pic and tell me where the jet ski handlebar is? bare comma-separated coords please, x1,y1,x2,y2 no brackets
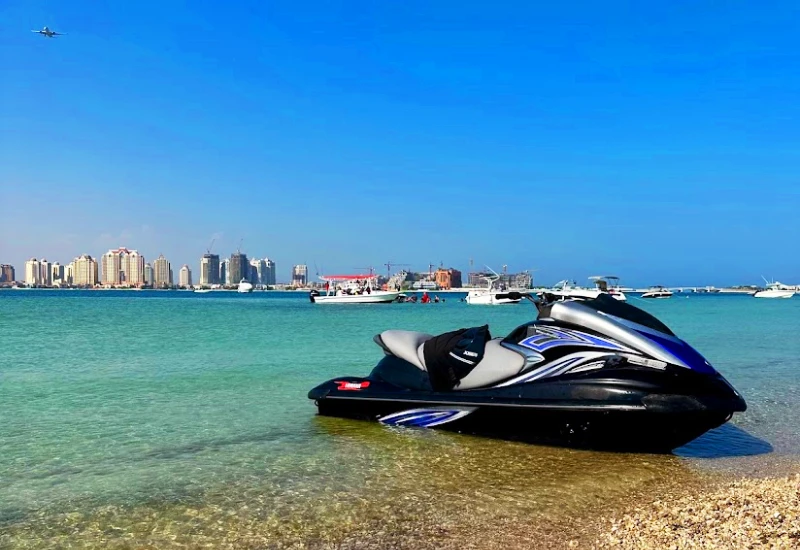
493,291,565,313
493,291,531,301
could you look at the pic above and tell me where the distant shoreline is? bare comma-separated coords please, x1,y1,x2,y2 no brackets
0,286,760,294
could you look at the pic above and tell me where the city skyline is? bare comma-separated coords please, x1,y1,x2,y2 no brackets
11,243,540,289
5,237,517,287
2,2,800,285
3,238,799,288
10,252,545,290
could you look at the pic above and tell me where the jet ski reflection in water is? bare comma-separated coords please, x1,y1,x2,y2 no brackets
309,292,747,452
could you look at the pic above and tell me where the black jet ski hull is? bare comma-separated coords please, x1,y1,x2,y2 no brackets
308,294,747,452
309,370,746,452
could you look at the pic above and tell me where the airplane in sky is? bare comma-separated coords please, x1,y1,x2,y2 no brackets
31,26,65,38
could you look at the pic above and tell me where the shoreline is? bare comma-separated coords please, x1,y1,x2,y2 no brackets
0,286,761,294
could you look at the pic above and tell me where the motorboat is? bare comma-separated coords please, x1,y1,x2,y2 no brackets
753,281,795,299
237,279,254,293
308,292,746,452
194,288,212,294
546,280,586,299
465,269,521,305
592,276,627,301
549,276,627,302
310,274,401,304
641,286,673,299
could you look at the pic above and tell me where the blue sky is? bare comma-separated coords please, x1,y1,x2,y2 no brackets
1,1,799,286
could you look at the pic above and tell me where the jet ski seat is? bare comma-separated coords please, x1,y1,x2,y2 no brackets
373,330,433,370
457,339,525,389
373,330,526,389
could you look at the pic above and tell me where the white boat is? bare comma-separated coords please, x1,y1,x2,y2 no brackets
548,276,627,302
641,286,673,299
237,279,254,293
465,270,521,305
194,288,212,294
594,276,627,301
753,280,795,299
310,274,400,304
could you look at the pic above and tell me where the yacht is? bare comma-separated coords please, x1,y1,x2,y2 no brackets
641,286,673,299
237,279,254,293
465,269,521,305
753,281,795,299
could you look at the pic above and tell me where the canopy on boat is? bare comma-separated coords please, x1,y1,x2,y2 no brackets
319,274,377,282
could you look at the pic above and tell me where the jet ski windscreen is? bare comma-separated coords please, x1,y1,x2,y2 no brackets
422,325,492,391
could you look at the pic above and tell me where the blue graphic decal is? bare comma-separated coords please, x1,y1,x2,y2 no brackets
636,331,716,375
379,407,475,428
495,351,613,386
519,326,628,353
503,356,583,384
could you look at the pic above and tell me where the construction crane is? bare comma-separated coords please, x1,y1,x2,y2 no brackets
384,261,410,280
525,267,540,288
205,238,215,254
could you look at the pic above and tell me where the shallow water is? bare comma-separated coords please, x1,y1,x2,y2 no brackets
1,290,798,545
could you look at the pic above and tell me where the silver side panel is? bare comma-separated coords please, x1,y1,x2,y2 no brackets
547,301,693,369
499,342,545,371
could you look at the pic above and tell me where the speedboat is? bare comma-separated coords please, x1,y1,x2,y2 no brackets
753,280,795,299
308,292,746,452
592,275,627,301
549,276,627,302
753,286,795,299
237,279,254,293
310,274,401,304
465,268,520,305
641,286,673,299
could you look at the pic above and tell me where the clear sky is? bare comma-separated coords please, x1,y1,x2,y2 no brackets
1,1,799,286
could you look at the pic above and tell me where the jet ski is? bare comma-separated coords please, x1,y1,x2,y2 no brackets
308,293,747,452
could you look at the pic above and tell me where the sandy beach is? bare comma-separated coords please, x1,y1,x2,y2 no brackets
595,476,800,549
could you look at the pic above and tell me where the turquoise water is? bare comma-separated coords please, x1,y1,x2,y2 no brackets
1,290,799,544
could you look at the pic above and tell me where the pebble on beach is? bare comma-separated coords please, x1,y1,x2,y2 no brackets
596,474,800,549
